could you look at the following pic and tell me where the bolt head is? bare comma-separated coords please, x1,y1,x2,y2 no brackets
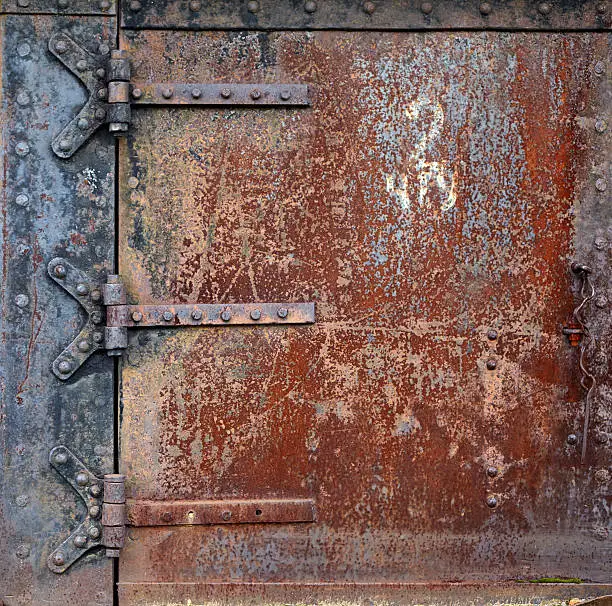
486,495,498,508
54,451,68,465
277,307,289,318
89,505,101,518
192,309,203,321
486,466,498,478
304,0,317,12
191,88,202,99
75,472,89,486
162,87,174,99
421,2,433,14
250,89,262,100
77,340,91,353
220,88,232,99
88,525,101,539
250,309,261,321
89,484,102,497
567,433,578,445
486,358,497,370
58,360,73,374
74,534,87,548
132,311,143,322
221,309,232,322
163,311,174,322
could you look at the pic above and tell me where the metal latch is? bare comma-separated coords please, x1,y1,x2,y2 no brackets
48,257,315,380
48,32,311,158
48,446,314,573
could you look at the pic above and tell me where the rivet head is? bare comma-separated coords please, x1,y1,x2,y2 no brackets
73,535,87,548
250,309,261,321
247,0,259,12
487,329,498,340
77,118,90,130
250,89,262,100
93,331,104,343
163,311,174,322
161,511,173,522
567,433,578,445
16,544,30,559
58,360,73,374
76,59,87,71
54,451,68,465
594,61,605,75
99,44,110,57
277,307,289,318
596,2,607,13
76,283,89,296
16,91,29,106
220,88,232,99
77,340,91,353
95,108,107,120
58,0,69,8
96,68,106,79
221,309,232,322
58,139,71,152
221,510,232,521
162,87,174,99
131,87,143,100
131,311,143,322
595,118,607,133
54,40,68,54
129,0,141,10
17,0,30,6
89,484,102,497
486,466,498,478
304,0,317,12
98,88,108,100
363,1,376,14
191,88,202,99
420,2,433,14
91,289,102,302
54,265,67,278
127,176,139,189
280,90,291,101
75,472,89,486
479,2,491,14
52,551,65,566
17,42,31,57
595,178,607,192
90,311,103,324
100,0,111,9
15,294,29,308
538,2,552,15
189,0,201,10
15,193,29,207
486,358,497,370
486,495,498,508
89,505,101,518
16,494,29,507
192,309,203,321
15,141,30,156
88,526,101,539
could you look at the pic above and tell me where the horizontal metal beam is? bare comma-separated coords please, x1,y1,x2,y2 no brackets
126,499,315,527
108,302,316,328
129,83,310,106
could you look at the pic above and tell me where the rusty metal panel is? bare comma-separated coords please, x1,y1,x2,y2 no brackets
120,0,611,31
117,28,610,600
0,0,116,15
0,14,115,606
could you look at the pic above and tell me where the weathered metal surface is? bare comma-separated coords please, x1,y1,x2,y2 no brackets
130,83,311,106
0,14,114,606
0,0,115,15
117,28,611,599
120,0,611,31
127,498,316,526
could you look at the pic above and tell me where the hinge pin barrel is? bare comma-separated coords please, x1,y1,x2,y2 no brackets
107,50,131,135
102,474,127,558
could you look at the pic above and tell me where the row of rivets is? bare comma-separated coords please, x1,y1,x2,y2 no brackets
132,87,293,102
131,307,290,323
16,0,111,8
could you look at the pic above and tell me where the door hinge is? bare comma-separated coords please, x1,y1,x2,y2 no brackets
48,446,314,573
48,257,315,380
48,32,311,158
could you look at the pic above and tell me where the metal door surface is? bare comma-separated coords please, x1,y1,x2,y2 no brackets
1,2,611,606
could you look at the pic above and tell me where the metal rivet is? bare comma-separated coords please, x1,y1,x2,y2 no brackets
595,179,607,192
595,118,607,133
363,1,376,14
131,311,143,322
221,510,232,521
100,0,111,9
486,495,498,508
99,43,111,55
98,88,108,100
250,89,262,100
191,88,202,99
280,90,291,101
93,331,104,343
595,295,608,308
594,61,605,75
15,141,30,156
420,2,433,14
17,42,31,58
250,309,261,321
54,265,67,278
77,340,91,353
15,294,29,308
96,68,106,79
486,359,497,370
16,494,29,507
129,0,141,9
76,283,89,296
91,289,102,302
77,118,90,130
16,92,29,106
247,0,259,12
88,526,101,539
594,237,608,250
17,0,30,6
567,433,578,445
131,88,143,100
486,466,498,478
479,2,491,14
162,87,174,99
58,139,72,152
58,360,73,374
538,3,552,15
52,551,65,566
73,535,87,548
127,176,139,189
16,544,30,559
277,307,289,318
15,193,29,207
189,0,201,10
221,309,231,322
89,505,101,518
163,311,174,322
192,309,203,321
95,108,107,120
76,59,87,71
487,329,498,340
76,472,89,486
58,0,69,8
54,451,68,464
161,511,173,522
220,88,232,99
304,0,317,12
91,310,103,324
54,40,68,55
89,484,102,497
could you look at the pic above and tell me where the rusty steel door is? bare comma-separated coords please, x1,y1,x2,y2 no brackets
1,2,611,606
